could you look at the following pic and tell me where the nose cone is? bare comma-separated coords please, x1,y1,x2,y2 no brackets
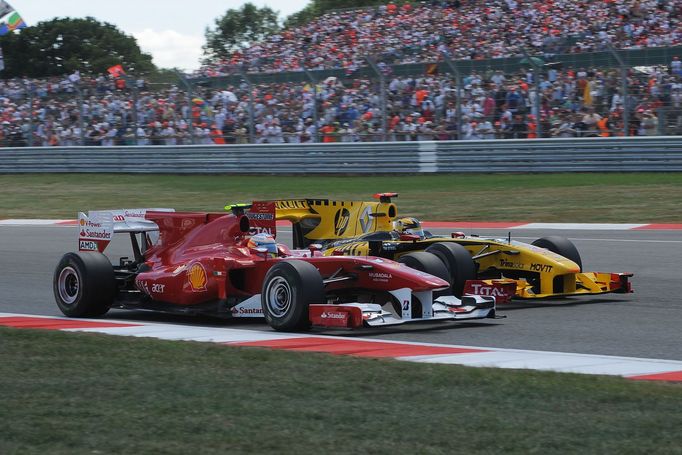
395,263,450,290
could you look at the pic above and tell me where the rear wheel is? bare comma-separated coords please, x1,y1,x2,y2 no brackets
531,236,583,271
425,242,477,297
261,261,324,332
398,251,452,296
53,252,116,317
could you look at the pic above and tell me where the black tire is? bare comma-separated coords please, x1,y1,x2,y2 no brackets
398,251,452,296
261,261,324,332
425,242,477,297
53,252,116,317
532,236,583,271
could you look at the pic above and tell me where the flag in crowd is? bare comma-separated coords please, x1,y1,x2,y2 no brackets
0,0,13,18
6,11,25,31
425,63,438,75
107,64,126,78
583,81,593,107
0,1,25,36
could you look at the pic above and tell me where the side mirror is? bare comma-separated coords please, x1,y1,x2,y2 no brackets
399,234,420,241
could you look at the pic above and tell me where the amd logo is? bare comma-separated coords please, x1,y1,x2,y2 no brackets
79,240,98,251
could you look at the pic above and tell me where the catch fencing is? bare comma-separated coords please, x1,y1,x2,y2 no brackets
1,137,681,174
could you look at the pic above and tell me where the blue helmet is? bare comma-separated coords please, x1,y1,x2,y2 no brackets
247,233,278,257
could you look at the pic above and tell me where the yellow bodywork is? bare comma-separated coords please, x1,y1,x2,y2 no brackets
274,198,395,241
270,198,631,299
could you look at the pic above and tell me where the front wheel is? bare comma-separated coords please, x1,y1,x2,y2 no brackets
425,242,477,297
532,236,583,271
398,251,452,297
261,261,324,331
53,252,116,317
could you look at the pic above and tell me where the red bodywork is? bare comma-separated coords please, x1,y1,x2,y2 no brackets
133,210,449,308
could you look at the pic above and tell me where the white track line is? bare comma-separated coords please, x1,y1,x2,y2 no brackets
1,312,680,381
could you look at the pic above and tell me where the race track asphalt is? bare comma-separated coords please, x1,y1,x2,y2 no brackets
1,225,680,360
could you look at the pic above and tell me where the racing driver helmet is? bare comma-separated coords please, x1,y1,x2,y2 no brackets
392,217,425,239
247,233,278,257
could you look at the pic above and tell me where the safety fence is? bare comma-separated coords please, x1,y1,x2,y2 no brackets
0,136,681,174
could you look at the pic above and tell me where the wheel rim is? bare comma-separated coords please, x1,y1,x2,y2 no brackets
265,276,292,317
57,266,80,305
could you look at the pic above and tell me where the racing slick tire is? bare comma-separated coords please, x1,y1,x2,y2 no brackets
425,243,476,297
398,251,452,296
531,236,583,271
53,252,116,318
261,260,324,332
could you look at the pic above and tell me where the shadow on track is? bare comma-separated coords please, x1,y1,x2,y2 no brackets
497,296,633,310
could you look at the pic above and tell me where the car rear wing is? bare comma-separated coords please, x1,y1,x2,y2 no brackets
78,208,174,253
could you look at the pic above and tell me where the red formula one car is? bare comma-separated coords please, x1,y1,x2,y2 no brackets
53,204,497,331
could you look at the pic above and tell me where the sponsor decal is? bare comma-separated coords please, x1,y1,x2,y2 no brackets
123,210,146,218
79,240,98,251
250,226,273,235
78,214,113,243
334,208,351,236
310,305,360,327
338,243,367,256
499,259,524,269
321,311,347,319
137,281,166,295
111,210,149,222
247,212,274,221
311,308,350,327
359,206,373,233
369,272,392,282
464,281,515,303
79,229,111,240
231,307,263,315
468,284,509,297
275,200,308,209
188,263,208,291
137,280,150,295
530,263,553,273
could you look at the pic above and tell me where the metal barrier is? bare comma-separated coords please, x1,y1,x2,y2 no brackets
1,137,681,174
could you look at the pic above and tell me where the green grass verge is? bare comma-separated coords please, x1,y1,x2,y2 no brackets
1,173,681,222
1,328,681,454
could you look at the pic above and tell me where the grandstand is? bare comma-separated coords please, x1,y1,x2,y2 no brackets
1,0,680,146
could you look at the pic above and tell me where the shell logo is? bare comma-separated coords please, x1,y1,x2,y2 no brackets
188,263,207,291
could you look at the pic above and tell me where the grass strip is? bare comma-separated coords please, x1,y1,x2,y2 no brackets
1,327,681,454
1,173,681,222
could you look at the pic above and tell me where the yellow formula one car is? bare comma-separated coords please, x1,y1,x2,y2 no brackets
264,194,633,300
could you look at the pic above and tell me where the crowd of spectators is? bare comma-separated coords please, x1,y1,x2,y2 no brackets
196,0,682,76
1,0,681,147
1,58,680,147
